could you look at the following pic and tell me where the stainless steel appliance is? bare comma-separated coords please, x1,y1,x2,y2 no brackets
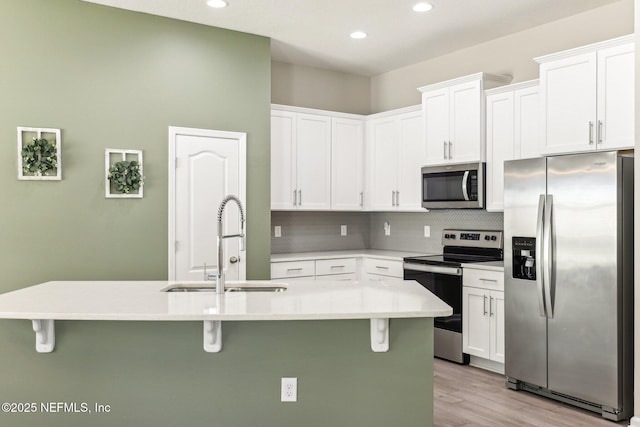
421,162,485,209
403,229,503,364
504,151,633,421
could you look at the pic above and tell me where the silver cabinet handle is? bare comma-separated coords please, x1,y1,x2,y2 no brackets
483,295,488,316
448,141,453,159
536,194,546,317
375,266,389,270
490,296,494,317
287,268,303,272
229,256,239,264
298,189,302,206
359,192,363,207
395,191,400,207
330,265,346,269
479,278,498,283
597,120,603,144
443,141,447,159
588,121,594,144
293,189,298,206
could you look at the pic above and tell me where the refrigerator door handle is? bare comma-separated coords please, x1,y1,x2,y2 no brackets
543,194,554,318
462,171,470,201
536,194,547,317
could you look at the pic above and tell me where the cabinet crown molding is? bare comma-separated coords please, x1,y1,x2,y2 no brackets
271,103,365,120
485,79,539,96
417,72,512,93
534,34,634,64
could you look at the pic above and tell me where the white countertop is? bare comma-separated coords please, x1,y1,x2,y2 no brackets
462,261,504,272
271,249,427,262
0,280,452,321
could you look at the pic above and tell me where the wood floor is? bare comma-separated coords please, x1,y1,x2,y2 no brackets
433,358,629,427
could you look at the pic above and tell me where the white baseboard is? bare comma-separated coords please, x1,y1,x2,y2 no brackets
469,356,504,374
628,416,640,427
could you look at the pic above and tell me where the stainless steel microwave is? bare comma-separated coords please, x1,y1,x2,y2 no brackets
421,162,485,209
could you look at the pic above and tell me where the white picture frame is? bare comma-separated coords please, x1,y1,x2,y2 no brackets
17,127,62,180
105,149,144,198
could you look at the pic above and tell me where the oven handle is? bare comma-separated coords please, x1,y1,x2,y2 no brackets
403,263,462,276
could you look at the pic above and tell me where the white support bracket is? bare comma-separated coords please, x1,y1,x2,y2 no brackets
370,318,389,352
203,320,222,352
31,319,55,353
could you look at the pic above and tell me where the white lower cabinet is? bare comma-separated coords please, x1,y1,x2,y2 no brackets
271,256,402,282
462,268,505,370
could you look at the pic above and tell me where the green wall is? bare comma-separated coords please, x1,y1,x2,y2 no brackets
0,0,271,288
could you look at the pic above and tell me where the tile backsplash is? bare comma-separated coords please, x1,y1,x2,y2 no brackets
271,210,503,254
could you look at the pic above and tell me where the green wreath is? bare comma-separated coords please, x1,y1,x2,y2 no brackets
21,137,58,176
108,160,143,194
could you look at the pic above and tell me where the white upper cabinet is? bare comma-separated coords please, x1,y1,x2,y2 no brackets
536,35,634,155
419,73,512,166
485,80,540,212
271,105,364,211
271,108,332,210
331,117,364,210
365,107,425,211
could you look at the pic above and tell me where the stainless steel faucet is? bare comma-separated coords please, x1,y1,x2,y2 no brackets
216,195,246,294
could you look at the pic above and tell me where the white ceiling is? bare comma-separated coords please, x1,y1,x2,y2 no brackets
82,0,620,76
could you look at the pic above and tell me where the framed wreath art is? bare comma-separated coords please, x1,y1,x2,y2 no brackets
17,127,62,180
105,149,144,198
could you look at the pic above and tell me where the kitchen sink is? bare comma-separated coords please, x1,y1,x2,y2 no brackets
164,282,287,293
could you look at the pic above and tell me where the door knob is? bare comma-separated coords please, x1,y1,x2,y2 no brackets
229,256,239,264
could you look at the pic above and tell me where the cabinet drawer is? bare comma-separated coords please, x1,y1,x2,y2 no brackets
271,261,315,279
363,258,403,278
315,258,357,276
463,268,504,291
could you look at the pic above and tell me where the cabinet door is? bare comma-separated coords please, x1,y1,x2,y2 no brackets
540,52,597,154
449,80,482,162
331,117,364,210
271,110,297,209
462,287,490,359
296,113,331,210
485,92,514,212
423,88,450,165
515,85,540,160
596,42,634,150
366,117,398,210
490,291,505,363
396,111,426,211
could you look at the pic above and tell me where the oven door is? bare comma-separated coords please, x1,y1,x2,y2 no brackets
403,263,462,332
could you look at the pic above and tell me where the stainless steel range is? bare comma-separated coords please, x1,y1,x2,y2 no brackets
403,229,503,364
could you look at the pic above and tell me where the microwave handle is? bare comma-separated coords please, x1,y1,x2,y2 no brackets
461,171,470,201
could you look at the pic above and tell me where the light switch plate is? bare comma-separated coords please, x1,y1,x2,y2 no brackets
340,225,347,236
274,226,281,238
424,225,430,238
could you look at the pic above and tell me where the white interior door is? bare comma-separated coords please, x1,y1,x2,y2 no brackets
169,127,246,282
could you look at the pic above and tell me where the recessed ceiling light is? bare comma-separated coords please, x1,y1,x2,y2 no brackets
350,31,367,40
413,2,433,12
207,0,228,8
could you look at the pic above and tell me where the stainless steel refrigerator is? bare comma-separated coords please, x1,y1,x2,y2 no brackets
504,151,633,421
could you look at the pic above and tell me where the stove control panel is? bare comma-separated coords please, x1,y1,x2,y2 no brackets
442,229,503,249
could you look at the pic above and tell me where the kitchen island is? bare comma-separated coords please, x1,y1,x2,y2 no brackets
0,280,449,427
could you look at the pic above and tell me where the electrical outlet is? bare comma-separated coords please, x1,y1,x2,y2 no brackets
274,226,281,238
281,377,297,402
424,225,431,238
340,225,347,236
